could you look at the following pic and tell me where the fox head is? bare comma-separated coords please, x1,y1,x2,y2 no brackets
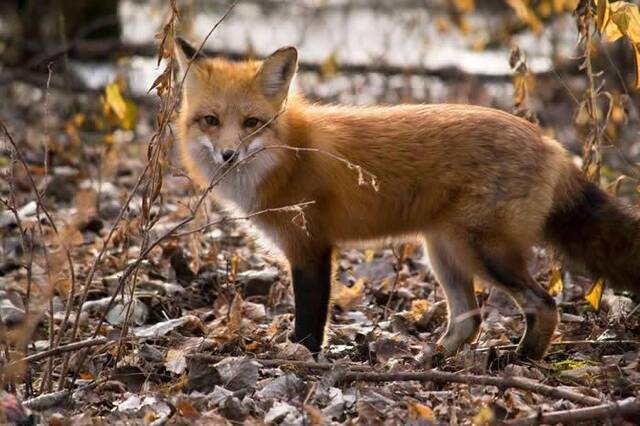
175,37,298,188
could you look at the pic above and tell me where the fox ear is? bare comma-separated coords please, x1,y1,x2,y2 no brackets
257,46,298,101
174,37,205,86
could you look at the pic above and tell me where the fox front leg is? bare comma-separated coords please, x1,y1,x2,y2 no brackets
289,249,333,354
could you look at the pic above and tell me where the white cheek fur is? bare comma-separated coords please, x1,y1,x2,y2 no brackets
186,134,284,252
186,135,223,182
186,133,280,213
218,143,280,213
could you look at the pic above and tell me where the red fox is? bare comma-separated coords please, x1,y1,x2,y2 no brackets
175,37,640,360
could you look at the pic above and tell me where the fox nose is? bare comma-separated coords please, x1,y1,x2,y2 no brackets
221,149,236,162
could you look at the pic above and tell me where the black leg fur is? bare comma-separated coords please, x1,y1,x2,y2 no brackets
290,249,333,353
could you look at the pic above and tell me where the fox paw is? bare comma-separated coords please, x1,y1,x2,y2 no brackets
288,330,322,355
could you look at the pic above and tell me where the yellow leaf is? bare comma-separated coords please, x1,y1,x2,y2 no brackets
548,267,564,296
538,1,552,18
332,278,365,311
408,401,435,422
473,406,495,426
365,250,375,262
72,113,85,127
554,0,574,13
144,412,159,424
454,0,475,13
121,99,138,131
409,299,430,322
103,133,114,145
596,0,611,34
507,0,544,34
604,21,624,42
610,2,640,43
511,70,535,108
458,16,473,34
585,278,605,311
320,50,339,78
105,82,127,120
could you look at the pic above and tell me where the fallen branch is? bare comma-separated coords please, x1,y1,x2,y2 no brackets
503,397,640,425
22,380,104,411
22,390,69,411
339,371,603,406
189,354,602,406
475,339,640,353
186,354,373,372
11,337,108,366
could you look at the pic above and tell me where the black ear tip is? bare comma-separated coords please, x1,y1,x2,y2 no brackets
175,36,203,60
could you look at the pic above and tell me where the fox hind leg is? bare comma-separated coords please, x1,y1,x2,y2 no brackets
426,236,482,355
475,241,558,360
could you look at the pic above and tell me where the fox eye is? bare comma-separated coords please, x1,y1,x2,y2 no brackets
202,115,219,127
243,117,261,129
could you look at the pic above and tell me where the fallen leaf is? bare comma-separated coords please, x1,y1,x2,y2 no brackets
105,82,127,120
176,399,201,421
473,405,495,425
165,337,204,374
332,278,365,311
407,401,435,422
585,278,605,311
106,298,149,326
133,315,203,338
255,374,305,400
215,357,260,392
547,267,563,296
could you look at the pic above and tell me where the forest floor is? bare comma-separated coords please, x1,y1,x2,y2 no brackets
1,72,640,425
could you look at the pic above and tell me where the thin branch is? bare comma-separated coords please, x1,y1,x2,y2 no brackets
173,201,316,237
338,370,603,406
186,354,373,372
503,397,640,425
6,337,108,367
474,339,640,353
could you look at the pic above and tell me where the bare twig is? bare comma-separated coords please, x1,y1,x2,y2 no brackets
186,353,372,372
187,354,602,406
173,201,316,237
474,339,640,353
0,122,78,351
8,337,108,367
338,371,603,406
503,397,640,425
575,4,609,183
22,390,70,411
383,245,404,320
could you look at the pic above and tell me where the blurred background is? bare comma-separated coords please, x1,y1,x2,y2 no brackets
1,0,639,165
